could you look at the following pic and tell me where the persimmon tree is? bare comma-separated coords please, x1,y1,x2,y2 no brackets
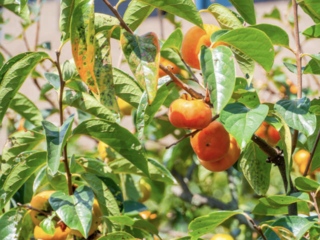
0,0,320,239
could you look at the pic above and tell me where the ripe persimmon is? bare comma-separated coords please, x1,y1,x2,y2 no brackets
34,225,70,240
267,125,281,146
255,122,268,139
191,121,230,161
159,57,181,77
30,191,56,226
181,24,220,69
168,97,212,130
290,85,298,94
199,135,240,172
211,233,234,240
70,199,102,237
294,149,310,165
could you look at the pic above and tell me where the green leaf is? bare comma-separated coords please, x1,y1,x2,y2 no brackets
42,115,74,174
302,24,320,38
240,141,271,195
0,51,50,124
63,90,116,122
65,79,87,92
37,42,51,50
227,0,256,25
0,208,30,240
136,0,203,29
49,185,94,238
200,45,236,113
249,24,289,48
62,60,79,81
0,0,30,23
113,68,143,109
44,72,60,91
232,78,259,109
252,201,310,216
46,168,69,194
265,193,310,207
160,48,188,72
71,0,98,94
274,97,317,137
206,4,243,30
299,0,320,23
108,158,177,185
94,30,119,116
95,13,120,39
107,215,159,236
60,0,75,43
304,54,320,75
9,92,43,126
307,115,320,172
0,151,47,210
262,216,314,240
121,32,160,104
72,119,149,176
216,28,275,72
232,48,255,85
188,211,242,240
220,103,269,149
98,232,136,240
123,0,155,32
80,173,121,232
161,28,183,53
40,218,55,236
0,51,5,68
33,166,49,194
136,81,174,140
76,157,119,182
261,224,296,240
1,130,45,174
263,7,281,21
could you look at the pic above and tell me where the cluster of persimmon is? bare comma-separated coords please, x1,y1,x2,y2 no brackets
169,94,240,172
29,191,102,240
255,121,281,146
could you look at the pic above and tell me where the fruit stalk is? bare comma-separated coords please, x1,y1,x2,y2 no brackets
291,0,303,153
55,49,73,196
303,128,320,176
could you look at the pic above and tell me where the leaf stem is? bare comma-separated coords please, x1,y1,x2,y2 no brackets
34,0,42,50
291,0,303,153
180,56,199,83
166,114,219,149
303,128,320,176
310,192,320,223
55,49,73,196
22,30,31,52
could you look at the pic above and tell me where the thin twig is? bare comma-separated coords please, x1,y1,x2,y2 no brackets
291,0,303,153
22,30,31,51
242,213,267,240
227,168,238,209
34,0,42,50
158,9,164,40
311,192,320,223
166,114,219,149
0,44,12,57
181,57,199,83
304,128,320,176
55,50,73,196
17,203,50,216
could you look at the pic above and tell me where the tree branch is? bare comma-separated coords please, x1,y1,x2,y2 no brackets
303,128,320,176
171,170,254,231
0,44,12,57
291,0,303,153
55,49,73,196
